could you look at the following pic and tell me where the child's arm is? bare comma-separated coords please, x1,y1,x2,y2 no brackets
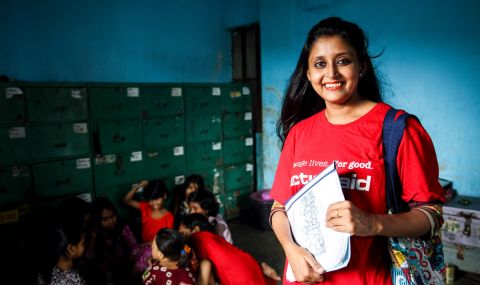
123,180,148,209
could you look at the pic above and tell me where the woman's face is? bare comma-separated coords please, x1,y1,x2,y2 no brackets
185,182,198,199
149,197,165,210
188,202,208,216
100,209,117,230
178,224,193,239
306,35,364,107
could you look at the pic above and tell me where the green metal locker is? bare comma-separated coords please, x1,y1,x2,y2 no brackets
0,126,28,166
27,86,88,123
218,187,252,220
0,85,26,124
93,152,144,188
95,120,142,154
221,84,252,113
90,86,141,120
223,137,254,166
95,185,134,219
185,85,223,115
141,86,184,117
143,146,186,179
187,167,224,195
33,158,93,198
143,117,185,149
186,141,223,170
0,165,31,206
222,112,252,138
223,163,254,193
186,115,222,143
30,123,90,160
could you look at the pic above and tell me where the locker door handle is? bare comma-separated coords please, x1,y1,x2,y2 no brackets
56,178,71,186
160,163,170,168
53,142,67,148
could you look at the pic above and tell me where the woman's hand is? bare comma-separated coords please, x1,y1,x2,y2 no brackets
325,201,379,236
284,243,325,283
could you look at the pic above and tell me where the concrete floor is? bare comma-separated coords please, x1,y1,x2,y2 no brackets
229,218,480,285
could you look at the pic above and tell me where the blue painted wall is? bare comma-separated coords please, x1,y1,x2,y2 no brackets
2,0,479,196
0,0,257,82
260,0,480,196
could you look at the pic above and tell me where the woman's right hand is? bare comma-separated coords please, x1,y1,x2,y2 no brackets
285,243,325,283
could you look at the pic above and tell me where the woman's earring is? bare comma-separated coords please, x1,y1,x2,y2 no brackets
359,72,364,78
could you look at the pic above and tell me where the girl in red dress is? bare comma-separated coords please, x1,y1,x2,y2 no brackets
124,179,175,272
179,213,280,285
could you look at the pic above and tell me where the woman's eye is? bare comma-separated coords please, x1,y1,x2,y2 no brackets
314,61,326,68
337,58,351,65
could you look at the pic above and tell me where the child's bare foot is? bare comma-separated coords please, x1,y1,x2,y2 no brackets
261,262,281,281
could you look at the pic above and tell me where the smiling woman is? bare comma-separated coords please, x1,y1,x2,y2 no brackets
269,17,445,285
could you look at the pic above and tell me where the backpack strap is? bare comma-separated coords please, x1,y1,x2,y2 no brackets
382,108,418,214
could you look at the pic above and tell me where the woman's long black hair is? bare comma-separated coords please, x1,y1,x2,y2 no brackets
277,17,383,145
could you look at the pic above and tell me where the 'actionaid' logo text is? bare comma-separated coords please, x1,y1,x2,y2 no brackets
290,173,372,191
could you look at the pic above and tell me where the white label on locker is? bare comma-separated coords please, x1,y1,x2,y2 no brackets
173,146,184,156
5,87,23,99
175,175,186,185
245,137,253,146
11,166,29,178
246,163,253,172
8,127,26,139
73,123,88,134
130,151,143,162
77,192,92,203
71,89,83,99
96,155,116,165
171,87,182,97
242,86,251,95
212,87,221,96
127,87,139,97
230,91,242,98
244,112,252,121
76,158,91,169
212,142,222,150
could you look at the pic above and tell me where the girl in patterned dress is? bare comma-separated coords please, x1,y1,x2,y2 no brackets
142,228,195,285
37,224,87,285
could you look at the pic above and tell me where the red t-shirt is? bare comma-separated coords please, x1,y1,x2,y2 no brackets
139,202,174,243
189,231,267,285
270,103,445,285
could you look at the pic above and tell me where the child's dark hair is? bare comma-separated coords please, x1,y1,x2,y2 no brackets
155,228,189,268
39,224,85,284
185,174,206,192
181,213,216,233
143,179,168,201
187,190,219,216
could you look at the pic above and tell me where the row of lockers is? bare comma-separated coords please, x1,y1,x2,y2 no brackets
1,114,253,165
0,83,253,125
0,159,254,208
